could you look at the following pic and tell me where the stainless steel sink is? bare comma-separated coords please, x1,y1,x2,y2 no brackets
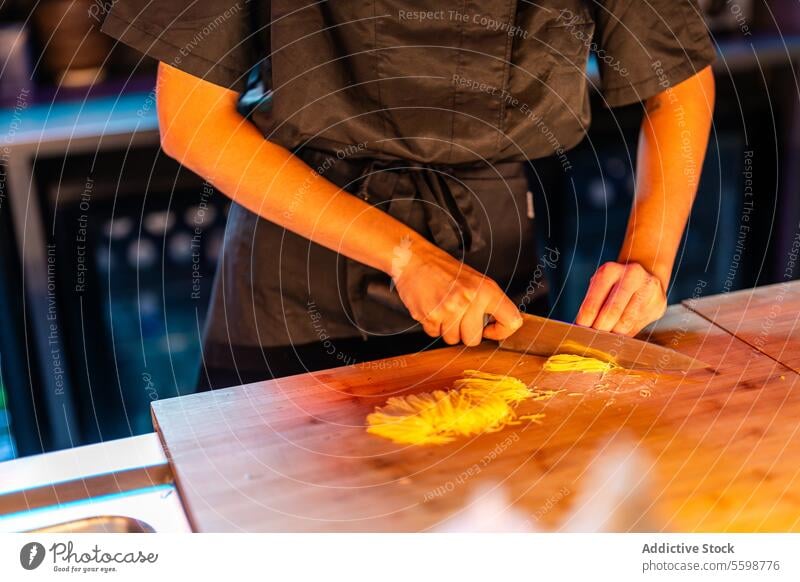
1,483,191,532
29,515,155,533
0,435,192,532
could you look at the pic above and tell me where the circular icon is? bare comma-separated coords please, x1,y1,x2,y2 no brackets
20,542,45,570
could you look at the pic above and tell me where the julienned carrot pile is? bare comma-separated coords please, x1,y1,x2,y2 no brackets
367,370,556,445
541,354,617,374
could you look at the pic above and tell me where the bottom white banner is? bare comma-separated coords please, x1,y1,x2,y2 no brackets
0,533,797,581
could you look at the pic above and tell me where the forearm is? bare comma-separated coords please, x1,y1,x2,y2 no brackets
619,66,715,287
156,64,439,275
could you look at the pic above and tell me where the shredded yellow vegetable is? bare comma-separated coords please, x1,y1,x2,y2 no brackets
367,370,547,445
542,354,616,374
518,413,546,424
454,370,532,404
531,388,565,401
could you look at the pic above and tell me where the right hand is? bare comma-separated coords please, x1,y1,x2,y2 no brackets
392,247,523,347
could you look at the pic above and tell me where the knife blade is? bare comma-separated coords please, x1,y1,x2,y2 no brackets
500,313,708,371
365,279,707,371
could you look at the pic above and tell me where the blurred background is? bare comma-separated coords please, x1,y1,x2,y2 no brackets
1,0,799,459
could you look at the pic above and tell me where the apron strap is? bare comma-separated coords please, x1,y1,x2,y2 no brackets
360,159,487,257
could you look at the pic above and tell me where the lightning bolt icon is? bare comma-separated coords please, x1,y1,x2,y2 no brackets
28,545,38,566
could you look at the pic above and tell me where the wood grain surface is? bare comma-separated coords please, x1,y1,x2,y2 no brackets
685,281,800,373
152,304,800,532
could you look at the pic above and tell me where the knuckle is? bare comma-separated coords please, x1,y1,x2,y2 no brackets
419,315,440,334
427,307,445,322
628,262,646,275
631,289,648,303
599,262,620,274
477,279,500,297
594,264,620,284
422,325,438,337
419,313,437,326
617,312,635,326
462,286,479,303
621,269,643,286
441,300,457,314
443,295,468,314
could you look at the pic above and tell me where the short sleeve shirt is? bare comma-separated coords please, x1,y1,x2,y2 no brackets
101,0,262,92
102,1,715,163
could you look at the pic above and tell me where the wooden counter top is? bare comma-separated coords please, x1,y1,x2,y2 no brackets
685,280,800,374
152,299,800,532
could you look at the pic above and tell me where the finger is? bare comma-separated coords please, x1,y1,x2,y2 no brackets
460,301,487,347
420,318,441,339
614,283,666,335
611,298,646,336
440,315,463,345
575,263,623,327
592,272,643,332
483,293,523,341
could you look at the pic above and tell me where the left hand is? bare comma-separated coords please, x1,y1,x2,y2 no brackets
575,262,667,336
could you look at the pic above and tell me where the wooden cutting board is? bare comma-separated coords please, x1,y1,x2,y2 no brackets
152,304,800,532
685,280,800,373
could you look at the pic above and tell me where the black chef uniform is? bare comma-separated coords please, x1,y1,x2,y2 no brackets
102,1,715,387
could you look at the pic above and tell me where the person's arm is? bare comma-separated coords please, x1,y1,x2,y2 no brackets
576,65,715,336
156,63,522,345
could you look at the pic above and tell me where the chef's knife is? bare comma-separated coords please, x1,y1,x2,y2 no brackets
500,313,708,371
365,280,708,371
